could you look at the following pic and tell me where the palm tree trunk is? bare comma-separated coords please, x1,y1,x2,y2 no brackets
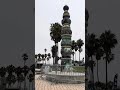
75,52,76,61
45,59,46,65
106,57,108,90
24,77,26,90
91,56,94,83
18,82,20,89
52,58,53,65
55,43,58,64
24,61,26,90
90,56,95,90
29,82,30,90
73,54,74,65
79,51,80,66
19,82,21,90
24,61,26,67
73,54,74,62
32,81,33,90
97,60,99,82
8,84,9,88
17,81,19,88
57,43,58,64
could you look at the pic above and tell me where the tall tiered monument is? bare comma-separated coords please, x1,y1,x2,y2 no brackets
61,5,72,66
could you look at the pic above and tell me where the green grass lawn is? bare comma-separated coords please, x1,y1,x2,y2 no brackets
73,66,85,73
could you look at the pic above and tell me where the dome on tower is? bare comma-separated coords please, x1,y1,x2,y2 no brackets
63,5,69,11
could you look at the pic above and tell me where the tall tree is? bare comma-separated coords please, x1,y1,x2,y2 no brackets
6,74,16,88
100,30,118,89
0,67,6,89
74,42,78,61
86,33,96,84
22,65,29,90
0,67,6,77
37,53,41,61
22,53,28,90
15,66,23,88
22,53,28,67
50,23,62,64
41,54,45,64
17,73,24,89
77,39,84,66
30,64,35,76
51,45,57,65
44,48,47,64
47,53,51,64
71,40,76,64
6,65,16,88
94,38,104,82
35,54,38,59
28,73,34,90
6,65,15,75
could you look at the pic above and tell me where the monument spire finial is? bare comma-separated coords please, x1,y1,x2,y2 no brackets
63,5,69,11
62,5,71,25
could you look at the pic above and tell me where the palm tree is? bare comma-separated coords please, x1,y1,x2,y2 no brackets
41,54,45,64
85,8,89,34
51,45,57,65
6,65,15,76
44,48,47,52
50,23,62,64
15,66,23,88
86,33,97,86
74,42,78,61
77,39,84,66
47,53,51,64
30,64,35,75
17,74,24,89
48,53,51,58
0,67,6,89
11,74,16,88
6,65,16,88
0,67,6,77
94,38,104,82
22,53,29,90
6,74,16,88
28,73,34,90
37,53,41,62
22,53,28,67
44,48,47,64
22,65,29,90
30,64,35,89
100,30,118,89
71,40,76,64
35,54,38,59
37,53,41,59
29,64,35,90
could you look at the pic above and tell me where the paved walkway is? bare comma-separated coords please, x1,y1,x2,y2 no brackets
35,75,85,90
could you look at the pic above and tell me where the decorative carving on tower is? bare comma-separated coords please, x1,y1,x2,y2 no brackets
61,5,72,65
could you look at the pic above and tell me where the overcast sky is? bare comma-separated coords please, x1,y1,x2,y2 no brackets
35,0,85,63
0,0,34,67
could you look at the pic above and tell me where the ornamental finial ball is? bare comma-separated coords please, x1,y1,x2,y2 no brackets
63,5,69,11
